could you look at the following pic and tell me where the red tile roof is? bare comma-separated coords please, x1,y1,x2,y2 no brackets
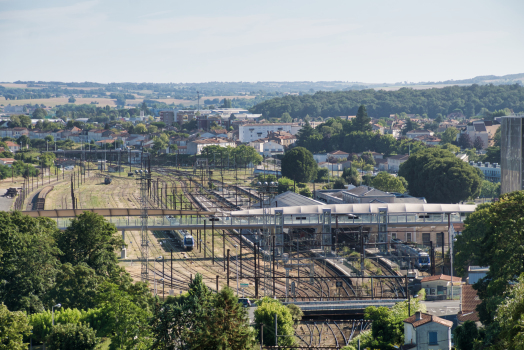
403,312,453,328
421,274,462,283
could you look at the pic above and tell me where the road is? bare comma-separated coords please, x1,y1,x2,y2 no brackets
422,300,460,316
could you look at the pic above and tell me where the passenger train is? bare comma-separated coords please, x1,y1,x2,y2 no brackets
391,239,431,271
172,229,195,251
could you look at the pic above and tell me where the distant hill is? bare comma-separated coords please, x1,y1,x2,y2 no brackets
249,84,524,120
432,73,524,85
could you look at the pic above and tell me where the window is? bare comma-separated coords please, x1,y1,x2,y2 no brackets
422,232,431,246
406,232,412,242
391,232,397,240
428,331,438,345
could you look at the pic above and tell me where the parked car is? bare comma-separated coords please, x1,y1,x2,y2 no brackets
238,298,251,308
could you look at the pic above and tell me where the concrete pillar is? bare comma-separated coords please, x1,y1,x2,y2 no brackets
121,248,127,259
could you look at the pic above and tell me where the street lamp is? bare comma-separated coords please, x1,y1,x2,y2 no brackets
234,244,239,296
52,303,61,326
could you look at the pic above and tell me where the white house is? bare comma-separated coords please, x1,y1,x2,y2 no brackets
327,150,349,160
261,140,284,157
186,137,236,155
402,312,453,350
387,154,410,172
406,129,434,139
239,123,302,143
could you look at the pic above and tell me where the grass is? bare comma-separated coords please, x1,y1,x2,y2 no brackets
0,95,255,107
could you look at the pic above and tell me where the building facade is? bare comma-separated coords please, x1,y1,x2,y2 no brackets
239,123,302,143
501,115,524,193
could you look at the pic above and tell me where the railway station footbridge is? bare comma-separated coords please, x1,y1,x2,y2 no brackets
22,203,476,232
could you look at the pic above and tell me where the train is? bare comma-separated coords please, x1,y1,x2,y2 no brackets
391,239,431,271
172,229,195,251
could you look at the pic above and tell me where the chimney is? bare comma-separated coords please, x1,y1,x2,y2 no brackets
415,311,422,321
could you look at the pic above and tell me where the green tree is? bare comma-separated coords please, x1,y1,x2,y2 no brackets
0,212,60,312
56,212,124,277
342,166,360,186
97,283,152,350
484,146,500,164
372,172,406,193
148,125,158,134
458,133,473,149
281,147,318,183
133,123,147,134
46,323,99,350
473,136,484,150
280,112,292,123
315,168,329,182
45,263,102,310
32,108,48,119
479,180,500,199
440,127,459,144
440,142,460,154
298,187,312,198
152,134,169,153
402,118,419,135
398,148,482,203
190,287,257,349
277,177,296,194
452,320,479,350
254,297,296,346
496,274,524,349
0,303,32,350
353,105,372,132
68,96,76,103
360,299,426,349
333,178,346,189
455,192,524,329
286,304,303,324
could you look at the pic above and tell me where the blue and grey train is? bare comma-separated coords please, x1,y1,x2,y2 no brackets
392,239,431,271
172,229,195,251
183,234,195,251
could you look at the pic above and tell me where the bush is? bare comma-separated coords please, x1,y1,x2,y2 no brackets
299,187,312,198
46,323,98,350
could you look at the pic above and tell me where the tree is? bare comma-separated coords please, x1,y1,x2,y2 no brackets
254,297,296,346
353,105,372,132
44,135,54,143
133,123,147,134
281,147,318,183
484,146,500,164
496,274,524,349
148,125,158,134
152,134,169,153
97,283,152,350
455,192,524,328
440,142,460,154
56,212,124,277
299,187,312,198
0,303,32,350
361,299,426,349
398,148,482,203
372,172,406,193
17,135,30,147
286,304,303,324
222,98,232,108
190,287,257,349
402,118,419,135
333,178,346,189
342,166,360,186
32,108,47,119
315,168,329,182
46,323,99,350
479,180,500,199
280,112,292,123
0,212,60,312
458,133,473,149
45,263,102,310
68,96,76,103
473,136,484,150
452,320,479,350
440,127,459,144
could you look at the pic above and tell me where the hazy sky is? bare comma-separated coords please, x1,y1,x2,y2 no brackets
1,0,523,84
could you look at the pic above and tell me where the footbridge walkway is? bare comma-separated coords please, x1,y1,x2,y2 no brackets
21,203,476,231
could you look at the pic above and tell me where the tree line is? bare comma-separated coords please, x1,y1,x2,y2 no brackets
250,84,524,119
0,210,306,349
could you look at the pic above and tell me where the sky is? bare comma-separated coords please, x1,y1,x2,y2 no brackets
0,0,523,84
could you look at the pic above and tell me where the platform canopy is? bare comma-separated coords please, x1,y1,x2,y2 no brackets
231,203,477,216
22,208,214,218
